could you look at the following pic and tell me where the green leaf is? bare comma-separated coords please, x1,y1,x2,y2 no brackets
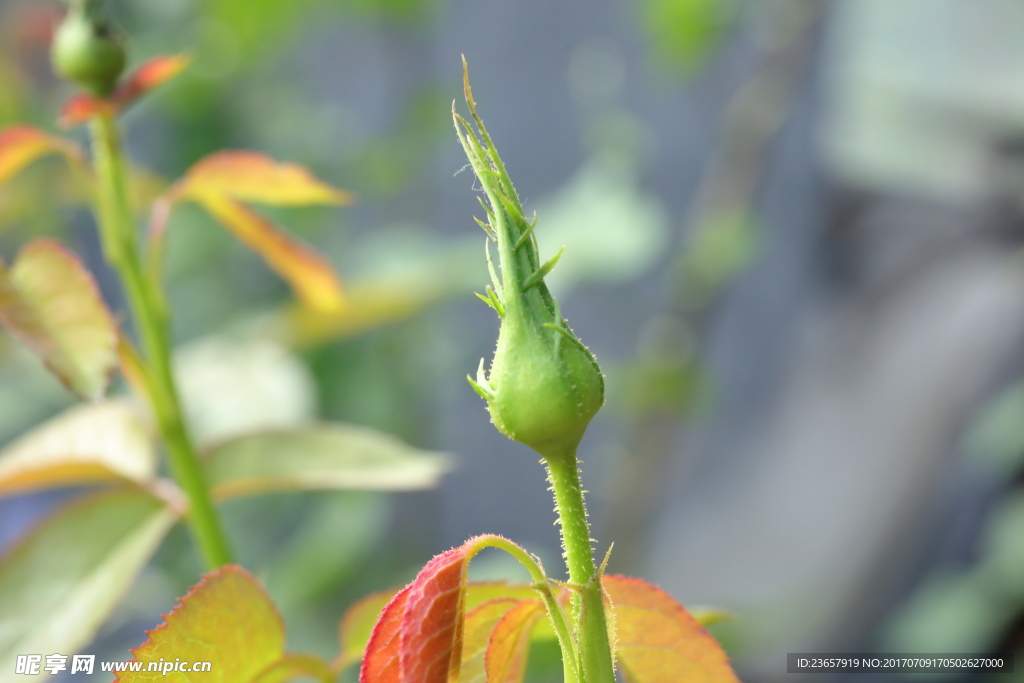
0,490,178,679
116,566,287,683
640,0,737,74
175,334,317,445
533,160,669,293
0,399,156,497
203,423,450,500
0,239,119,399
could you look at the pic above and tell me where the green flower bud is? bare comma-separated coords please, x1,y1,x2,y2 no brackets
455,62,604,462
51,0,126,97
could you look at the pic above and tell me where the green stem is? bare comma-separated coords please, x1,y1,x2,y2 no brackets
89,113,232,569
545,448,616,683
479,535,581,683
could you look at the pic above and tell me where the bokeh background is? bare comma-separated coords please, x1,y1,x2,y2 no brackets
1,0,1024,681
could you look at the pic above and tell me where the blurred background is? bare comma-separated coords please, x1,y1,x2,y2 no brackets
1,0,1024,681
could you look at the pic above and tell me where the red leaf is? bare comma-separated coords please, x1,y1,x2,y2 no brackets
359,535,526,683
339,588,403,669
340,583,547,674
57,94,115,129
360,586,411,683
58,55,190,128
399,545,471,682
113,54,192,109
603,575,739,683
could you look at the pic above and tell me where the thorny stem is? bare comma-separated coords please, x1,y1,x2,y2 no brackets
456,58,614,683
546,448,616,683
89,113,232,569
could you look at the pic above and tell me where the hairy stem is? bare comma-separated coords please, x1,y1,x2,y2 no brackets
478,535,581,683
90,113,232,569
545,449,616,683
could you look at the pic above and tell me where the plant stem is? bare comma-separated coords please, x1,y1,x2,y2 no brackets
478,535,581,683
89,113,232,569
545,448,616,683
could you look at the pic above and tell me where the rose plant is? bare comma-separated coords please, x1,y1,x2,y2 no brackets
0,1,448,678
0,3,740,682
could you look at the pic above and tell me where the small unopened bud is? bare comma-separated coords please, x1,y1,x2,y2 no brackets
456,62,604,462
51,0,126,97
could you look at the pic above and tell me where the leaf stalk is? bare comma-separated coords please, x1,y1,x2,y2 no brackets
476,535,582,683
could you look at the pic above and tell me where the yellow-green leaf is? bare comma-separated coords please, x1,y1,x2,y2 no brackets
464,582,548,612
204,424,450,501
0,490,178,681
282,238,484,348
0,239,118,399
603,575,739,683
178,151,352,206
0,399,155,497
690,607,734,627
0,126,81,187
460,599,521,683
285,274,444,347
250,654,333,683
464,583,557,643
485,599,546,683
151,151,351,313
116,566,284,683
193,195,344,313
